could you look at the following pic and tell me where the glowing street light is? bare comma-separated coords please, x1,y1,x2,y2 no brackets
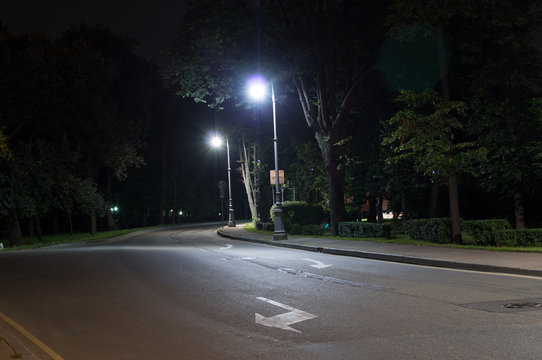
247,76,287,240
210,134,236,227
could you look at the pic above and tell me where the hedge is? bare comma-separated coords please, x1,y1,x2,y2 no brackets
301,224,323,236
338,222,391,239
462,219,511,246
494,229,542,247
255,222,274,231
404,218,452,244
270,201,326,228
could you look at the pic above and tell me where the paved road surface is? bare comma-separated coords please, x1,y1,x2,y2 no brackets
1,225,542,359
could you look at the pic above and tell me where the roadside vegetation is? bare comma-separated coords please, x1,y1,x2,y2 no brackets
0,228,144,251
245,220,542,253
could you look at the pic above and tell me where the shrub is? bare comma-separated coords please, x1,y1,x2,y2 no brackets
338,222,392,239
255,222,274,231
404,218,452,244
270,201,326,228
301,224,323,236
288,223,303,235
462,219,511,246
494,229,542,247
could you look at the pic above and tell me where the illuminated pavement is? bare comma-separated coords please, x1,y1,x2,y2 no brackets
2,224,542,359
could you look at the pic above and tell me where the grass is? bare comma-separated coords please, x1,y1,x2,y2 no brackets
0,222,217,251
0,228,146,251
243,222,542,253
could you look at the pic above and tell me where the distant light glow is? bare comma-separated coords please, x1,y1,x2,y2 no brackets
247,75,268,101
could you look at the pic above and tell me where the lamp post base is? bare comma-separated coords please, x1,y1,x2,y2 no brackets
228,207,236,227
273,230,287,240
273,206,287,240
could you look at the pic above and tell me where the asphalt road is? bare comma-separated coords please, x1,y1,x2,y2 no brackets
1,225,542,359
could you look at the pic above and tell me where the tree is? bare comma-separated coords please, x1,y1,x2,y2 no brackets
59,24,160,229
169,0,390,234
383,89,485,243
458,1,542,228
237,137,259,221
0,23,166,244
383,0,542,236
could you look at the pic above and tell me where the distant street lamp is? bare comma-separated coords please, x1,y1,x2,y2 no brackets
247,76,287,240
210,134,236,227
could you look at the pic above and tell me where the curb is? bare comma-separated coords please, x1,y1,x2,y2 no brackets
217,228,542,278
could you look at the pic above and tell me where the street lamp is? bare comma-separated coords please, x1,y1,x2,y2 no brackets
247,76,287,240
210,134,236,227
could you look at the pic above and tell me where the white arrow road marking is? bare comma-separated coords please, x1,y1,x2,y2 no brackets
220,244,233,250
301,258,332,269
255,297,317,333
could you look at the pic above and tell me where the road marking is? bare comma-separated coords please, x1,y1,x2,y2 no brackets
255,297,317,333
279,268,392,291
0,311,65,360
301,258,332,269
220,244,233,250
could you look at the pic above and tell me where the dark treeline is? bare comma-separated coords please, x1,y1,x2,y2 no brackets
0,22,243,246
168,0,542,241
3,0,542,246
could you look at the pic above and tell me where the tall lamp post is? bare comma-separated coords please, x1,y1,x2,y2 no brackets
210,135,236,227
248,77,287,240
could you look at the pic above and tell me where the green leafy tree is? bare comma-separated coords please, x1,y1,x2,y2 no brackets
59,24,160,228
383,0,542,237
169,0,390,234
383,89,485,242
459,1,542,228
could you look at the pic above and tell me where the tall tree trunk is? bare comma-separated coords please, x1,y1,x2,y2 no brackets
514,191,525,229
239,139,258,221
67,211,74,236
368,194,377,223
105,169,115,230
34,215,43,242
5,212,23,246
172,146,179,224
315,133,345,235
514,171,525,229
28,218,34,241
159,111,168,226
90,211,97,235
377,194,384,224
429,181,439,218
438,24,462,244
401,191,408,221
448,171,462,244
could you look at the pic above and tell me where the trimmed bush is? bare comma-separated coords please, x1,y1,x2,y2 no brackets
301,224,323,236
255,222,274,231
270,201,326,228
462,219,511,246
288,223,303,235
494,229,542,247
338,222,392,239
404,218,452,244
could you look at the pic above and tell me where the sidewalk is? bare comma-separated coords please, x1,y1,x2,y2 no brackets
218,224,542,277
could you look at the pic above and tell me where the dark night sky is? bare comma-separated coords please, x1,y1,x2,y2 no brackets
1,0,187,71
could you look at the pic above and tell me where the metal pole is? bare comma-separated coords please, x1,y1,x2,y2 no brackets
226,137,236,227
271,83,287,239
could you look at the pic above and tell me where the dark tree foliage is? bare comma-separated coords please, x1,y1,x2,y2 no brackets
169,0,391,234
0,24,166,245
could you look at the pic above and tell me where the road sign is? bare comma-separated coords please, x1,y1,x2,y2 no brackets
269,170,284,185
